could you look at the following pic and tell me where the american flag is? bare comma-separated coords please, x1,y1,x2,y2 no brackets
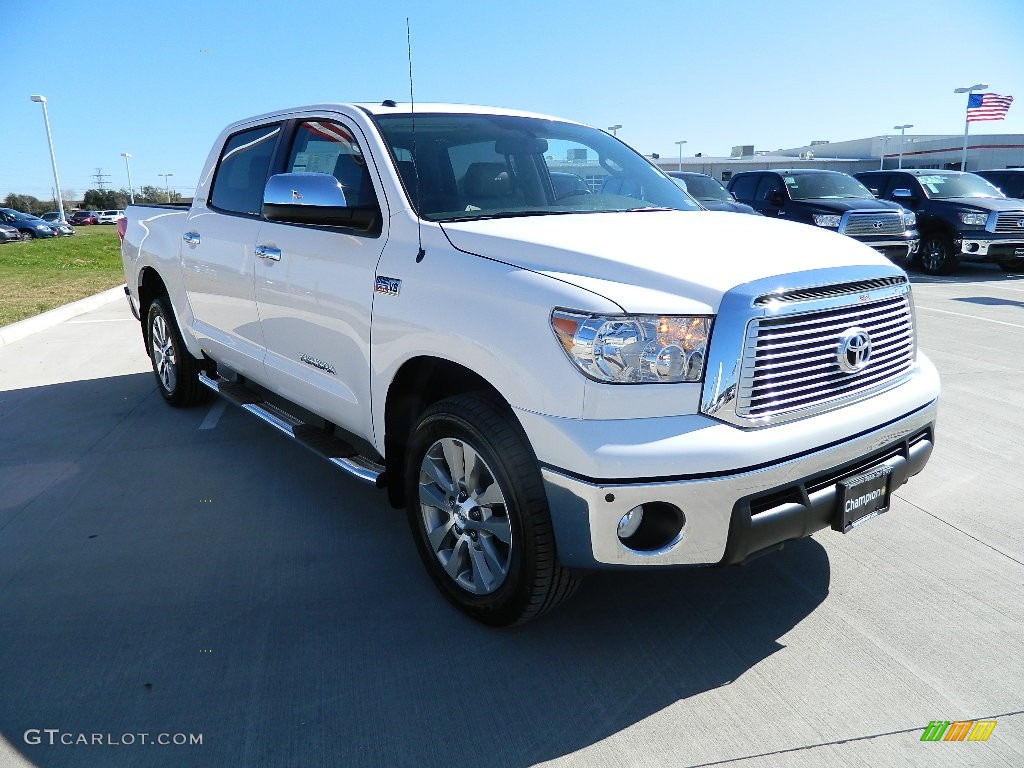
966,93,1014,122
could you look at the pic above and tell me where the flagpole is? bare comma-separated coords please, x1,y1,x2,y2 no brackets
954,83,988,171
960,113,970,172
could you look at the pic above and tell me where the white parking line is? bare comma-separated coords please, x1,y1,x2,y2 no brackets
915,305,1024,330
198,400,228,430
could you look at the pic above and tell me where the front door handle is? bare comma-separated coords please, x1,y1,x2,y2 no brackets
255,244,281,261
183,231,200,246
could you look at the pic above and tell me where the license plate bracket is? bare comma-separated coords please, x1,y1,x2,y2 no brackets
834,465,893,533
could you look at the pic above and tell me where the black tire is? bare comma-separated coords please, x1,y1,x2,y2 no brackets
919,233,958,276
145,296,210,407
19,231,32,242
998,259,1024,273
404,393,580,626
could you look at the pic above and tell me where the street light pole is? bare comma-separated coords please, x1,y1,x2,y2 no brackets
675,140,687,171
607,124,622,137
893,124,913,169
954,83,988,171
29,95,67,224
121,153,135,204
158,173,174,202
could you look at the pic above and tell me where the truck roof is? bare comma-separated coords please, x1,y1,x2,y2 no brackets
229,102,578,129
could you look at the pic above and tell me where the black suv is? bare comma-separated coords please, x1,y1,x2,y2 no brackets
975,169,1024,200
727,169,918,260
855,170,1024,274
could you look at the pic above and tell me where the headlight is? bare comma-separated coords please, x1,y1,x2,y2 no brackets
35,224,49,230
959,211,987,226
551,310,712,383
812,214,842,228
902,211,916,228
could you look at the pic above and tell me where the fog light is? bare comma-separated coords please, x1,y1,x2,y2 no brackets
966,242,980,253
617,506,644,538
616,502,685,552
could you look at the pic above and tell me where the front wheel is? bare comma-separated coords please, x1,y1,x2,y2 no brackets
405,393,580,626
998,258,1024,273
920,234,958,275
146,296,210,407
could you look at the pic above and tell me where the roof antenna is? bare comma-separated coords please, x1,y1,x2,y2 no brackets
407,18,426,263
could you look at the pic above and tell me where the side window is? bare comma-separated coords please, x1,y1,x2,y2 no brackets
209,124,282,215
754,174,783,203
287,120,378,208
857,175,883,197
884,174,916,199
728,174,758,202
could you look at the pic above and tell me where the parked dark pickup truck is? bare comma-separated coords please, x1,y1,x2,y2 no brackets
727,169,919,261
855,169,1024,275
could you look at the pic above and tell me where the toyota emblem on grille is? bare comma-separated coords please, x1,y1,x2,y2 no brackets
1017,219,1024,228
838,328,872,373
872,221,884,229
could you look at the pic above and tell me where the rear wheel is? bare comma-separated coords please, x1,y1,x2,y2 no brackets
405,393,580,626
146,296,210,407
920,233,958,276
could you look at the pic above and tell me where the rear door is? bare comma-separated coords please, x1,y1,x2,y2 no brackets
181,122,282,381
253,116,388,437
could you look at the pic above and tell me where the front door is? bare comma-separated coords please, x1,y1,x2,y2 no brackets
254,117,387,438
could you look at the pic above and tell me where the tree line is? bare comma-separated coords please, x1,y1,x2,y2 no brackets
3,187,183,217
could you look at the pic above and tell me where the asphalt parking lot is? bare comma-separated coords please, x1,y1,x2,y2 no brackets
0,264,1022,768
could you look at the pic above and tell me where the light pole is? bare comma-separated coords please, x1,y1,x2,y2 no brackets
954,83,988,171
675,140,687,171
607,124,622,137
893,124,913,169
158,173,174,202
29,95,67,224
879,136,890,169
121,153,135,204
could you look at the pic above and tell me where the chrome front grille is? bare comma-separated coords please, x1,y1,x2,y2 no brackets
840,211,905,236
993,212,1024,234
735,293,915,421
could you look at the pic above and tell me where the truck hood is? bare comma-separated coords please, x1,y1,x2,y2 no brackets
797,197,903,212
440,210,894,314
933,196,1024,212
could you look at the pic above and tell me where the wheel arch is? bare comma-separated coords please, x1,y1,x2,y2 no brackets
138,267,170,347
383,356,515,509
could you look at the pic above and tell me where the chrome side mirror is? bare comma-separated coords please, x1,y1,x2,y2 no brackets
262,172,377,230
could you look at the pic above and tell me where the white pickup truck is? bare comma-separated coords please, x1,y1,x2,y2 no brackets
120,102,940,625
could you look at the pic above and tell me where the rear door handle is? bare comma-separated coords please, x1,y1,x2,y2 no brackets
255,245,281,261
183,231,200,246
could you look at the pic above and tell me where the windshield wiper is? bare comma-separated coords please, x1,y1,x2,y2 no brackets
445,210,577,222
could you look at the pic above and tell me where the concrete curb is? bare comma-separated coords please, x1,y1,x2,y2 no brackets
0,285,127,348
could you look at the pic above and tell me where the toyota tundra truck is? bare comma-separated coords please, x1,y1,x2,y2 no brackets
120,102,940,625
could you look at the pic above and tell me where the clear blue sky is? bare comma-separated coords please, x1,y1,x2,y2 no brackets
3,0,1023,202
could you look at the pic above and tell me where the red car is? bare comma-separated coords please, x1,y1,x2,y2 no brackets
69,210,98,225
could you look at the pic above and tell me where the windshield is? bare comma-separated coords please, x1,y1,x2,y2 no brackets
374,113,701,221
673,174,732,203
784,173,874,200
916,173,1004,199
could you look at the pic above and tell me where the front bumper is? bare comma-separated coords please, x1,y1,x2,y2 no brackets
958,236,1024,260
539,395,938,570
